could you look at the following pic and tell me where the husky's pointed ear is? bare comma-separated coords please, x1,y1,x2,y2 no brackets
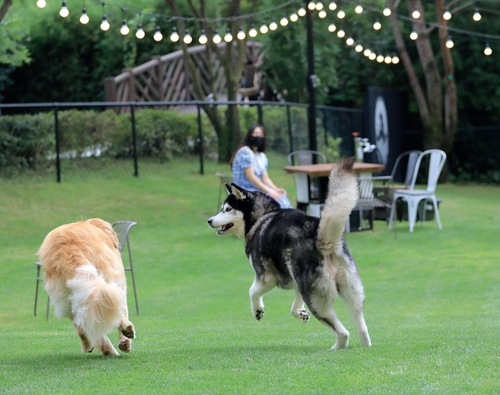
224,183,232,195
231,183,246,200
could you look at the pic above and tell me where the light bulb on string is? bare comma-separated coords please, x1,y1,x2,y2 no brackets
410,30,418,40
412,6,420,19
237,27,246,40
136,23,145,39
37,0,46,8
153,26,163,42
183,29,192,44
80,7,89,24
337,10,345,19
269,19,278,30
384,56,392,64
280,15,288,26
59,1,69,17
298,7,306,17
308,1,316,10
369,52,376,60
355,44,363,52
484,43,492,56
260,22,268,34
329,2,337,11
337,29,345,38
120,20,129,35
376,55,384,63
170,27,179,42
249,24,257,37
355,3,363,14
100,3,110,31
316,2,324,10
199,30,208,44
290,12,298,22
346,37,354,46
373,19,381,30
224,28,233,42
318,10,327,18
363,49,371,56
328,23,336,32
445,36,454,48
392,55,400,64
473,8,481,21
443,7,452,20
383,3,391,16
213,30,222,44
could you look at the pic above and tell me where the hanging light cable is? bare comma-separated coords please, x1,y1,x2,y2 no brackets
120,8,129,35
59,1,69,17
100,2,110,31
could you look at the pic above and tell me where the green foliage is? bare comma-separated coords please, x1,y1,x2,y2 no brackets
320,135,342,162
0,13,31,67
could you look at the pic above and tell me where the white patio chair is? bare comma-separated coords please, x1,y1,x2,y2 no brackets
388,149,447,233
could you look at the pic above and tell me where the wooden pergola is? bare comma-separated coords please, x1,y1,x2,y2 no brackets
104,41,263,109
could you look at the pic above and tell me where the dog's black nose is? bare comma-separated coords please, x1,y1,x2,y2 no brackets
207,218,213,225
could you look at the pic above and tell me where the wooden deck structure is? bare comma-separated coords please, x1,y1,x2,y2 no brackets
104,41,263,109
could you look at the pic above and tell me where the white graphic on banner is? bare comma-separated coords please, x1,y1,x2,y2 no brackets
374,96,389,165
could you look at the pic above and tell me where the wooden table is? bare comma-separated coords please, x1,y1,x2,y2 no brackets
283,162,385,177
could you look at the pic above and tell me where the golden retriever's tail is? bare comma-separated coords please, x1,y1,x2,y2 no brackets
316,157,358,256
67,265,126,343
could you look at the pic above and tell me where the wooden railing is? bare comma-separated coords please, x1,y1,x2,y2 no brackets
104,41,263,108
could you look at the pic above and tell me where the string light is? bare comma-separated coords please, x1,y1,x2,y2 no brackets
224,28,233,42
484,43,492,56
392,55,400,64
80,7,89,24
120,8,129,35
249,24,258,37
376,54,384,63
363,49,371,56
290,12,298,22
212,29,222,44
280,15,289,26
308,1,316,10
183,29,192,44
269,19,278,30
443,7,452,21
100,3,110,31
384,55,392,64
355,44,363,52
355,3,363,14
136,23,145,39
36,0,46,8
298,7,306,17
318,10,327,18
369,52,376,60
260,22,268,34
153,26,163,42
237,27,246,40
446,36,454,48
373,19,381,30
316,2,324,11
328,2,337,11
170,27,179,42
59,1,69,17
199,29,208,44
337,10,345,19
346,37,354,46
383,3,391,16
473,8,481,21
410,30,418,40
328,23,336,32
337,29,345,38
412,6,420,19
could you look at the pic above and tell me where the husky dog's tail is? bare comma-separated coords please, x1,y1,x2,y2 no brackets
316,157,358,256
65,265,126,343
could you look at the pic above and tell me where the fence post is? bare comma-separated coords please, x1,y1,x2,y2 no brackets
54,104,61,183
322,108,328,147
130,104,138,177
197,104,204,175
258,101,263,126
286,105,293,153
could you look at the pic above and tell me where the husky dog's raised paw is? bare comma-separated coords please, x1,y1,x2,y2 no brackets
255,308,264,321
298,309,310,323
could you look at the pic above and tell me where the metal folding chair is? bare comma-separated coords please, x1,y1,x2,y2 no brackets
112,221,139,314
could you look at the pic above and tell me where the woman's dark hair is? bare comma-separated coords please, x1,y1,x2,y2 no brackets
229,124,266,164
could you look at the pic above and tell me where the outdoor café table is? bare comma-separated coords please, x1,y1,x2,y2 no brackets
283,162,385,212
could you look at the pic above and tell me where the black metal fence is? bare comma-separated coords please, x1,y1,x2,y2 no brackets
0,100,363,182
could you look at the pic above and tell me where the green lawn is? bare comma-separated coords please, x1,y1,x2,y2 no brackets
1,156,499,394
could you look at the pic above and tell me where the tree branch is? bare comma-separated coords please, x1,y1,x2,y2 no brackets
0,0,13,23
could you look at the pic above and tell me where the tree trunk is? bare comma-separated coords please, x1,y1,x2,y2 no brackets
0,0,13,23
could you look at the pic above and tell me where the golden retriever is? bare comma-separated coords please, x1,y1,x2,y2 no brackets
38,218,135,356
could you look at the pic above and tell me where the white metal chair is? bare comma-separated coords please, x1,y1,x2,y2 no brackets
34,261,50,320
112,221,139,314
388,149,447,233
216,172,232,211
287,150,327,215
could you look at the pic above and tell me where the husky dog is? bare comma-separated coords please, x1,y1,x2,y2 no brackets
38,218,135,356
208,158,371,350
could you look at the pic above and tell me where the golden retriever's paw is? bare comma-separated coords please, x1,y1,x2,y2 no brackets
118,338,132,353
121,325,135,339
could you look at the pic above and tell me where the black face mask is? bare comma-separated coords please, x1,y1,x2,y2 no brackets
250,136,265,148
